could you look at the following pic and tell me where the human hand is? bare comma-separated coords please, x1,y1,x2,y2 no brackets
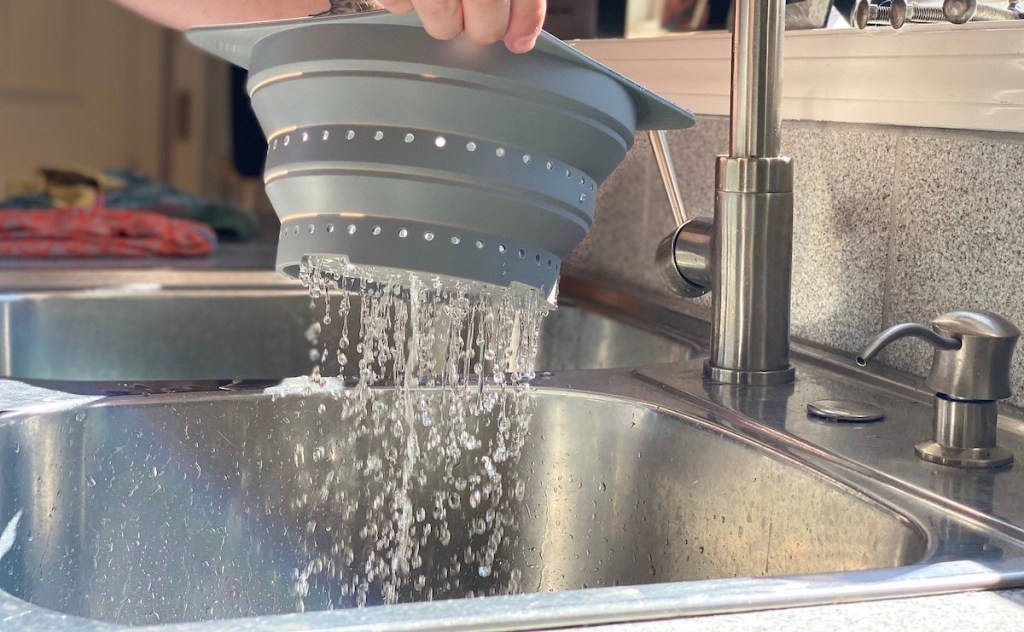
375,0,546,53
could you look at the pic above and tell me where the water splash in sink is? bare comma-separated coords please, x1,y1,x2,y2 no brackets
285,256,550,608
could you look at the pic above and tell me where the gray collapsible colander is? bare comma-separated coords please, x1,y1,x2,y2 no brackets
187,11,695,295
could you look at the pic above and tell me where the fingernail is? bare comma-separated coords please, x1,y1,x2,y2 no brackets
511,35,536,53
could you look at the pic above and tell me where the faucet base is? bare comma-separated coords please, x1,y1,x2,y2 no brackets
915,441,1014,469
704,361,796,387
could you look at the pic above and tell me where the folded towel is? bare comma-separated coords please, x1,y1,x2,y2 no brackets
0,197,217,258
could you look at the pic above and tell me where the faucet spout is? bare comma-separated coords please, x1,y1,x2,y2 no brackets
857,324,961,367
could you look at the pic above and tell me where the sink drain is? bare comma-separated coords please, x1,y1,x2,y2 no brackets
807,399,885,423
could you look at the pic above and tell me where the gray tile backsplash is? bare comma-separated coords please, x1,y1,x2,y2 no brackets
569,116,1024,407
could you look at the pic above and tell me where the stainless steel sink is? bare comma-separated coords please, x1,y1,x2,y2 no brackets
2,278,1024,631
0,379,930,629
0,276,698,386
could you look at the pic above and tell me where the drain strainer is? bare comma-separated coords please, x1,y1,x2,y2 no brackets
807,399,885,423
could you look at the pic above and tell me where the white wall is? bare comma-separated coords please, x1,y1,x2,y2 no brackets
0,0,169,182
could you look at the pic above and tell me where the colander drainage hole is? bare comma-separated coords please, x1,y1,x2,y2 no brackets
451,236,460,245
398,228,408,238
476,240,484,249
326,224,335,233
347,224,357,235
404,133,415,143
372,226,382,236
499,244,507,254
374,131,384,141
308,224,315,234
424,232,434,241
496,148,505,157
435,136,446,148
518,249,525,258
466,141,477,152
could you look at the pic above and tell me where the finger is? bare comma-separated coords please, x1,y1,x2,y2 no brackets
462,0,511,45
411,0,464,40
503,0,545,53
376,0,415,14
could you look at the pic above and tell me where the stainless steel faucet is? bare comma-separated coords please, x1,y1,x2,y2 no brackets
655,0,795,386
859,311,1020,468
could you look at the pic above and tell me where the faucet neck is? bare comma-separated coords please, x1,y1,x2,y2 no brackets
730,0,786,159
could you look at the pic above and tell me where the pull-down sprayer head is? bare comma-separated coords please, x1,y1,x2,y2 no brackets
187,11,695,302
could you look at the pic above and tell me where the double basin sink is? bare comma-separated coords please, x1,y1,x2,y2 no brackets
1,272,1023,630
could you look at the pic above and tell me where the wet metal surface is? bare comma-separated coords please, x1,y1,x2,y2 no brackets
0,280,1023,630
0,286,697,383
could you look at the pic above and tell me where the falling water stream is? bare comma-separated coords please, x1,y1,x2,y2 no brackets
279,255,551,609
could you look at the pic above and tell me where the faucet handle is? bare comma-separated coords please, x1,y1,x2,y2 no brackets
858,311,1020,401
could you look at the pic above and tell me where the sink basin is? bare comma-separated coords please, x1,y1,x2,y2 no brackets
0,384,925,626
0,283,698,385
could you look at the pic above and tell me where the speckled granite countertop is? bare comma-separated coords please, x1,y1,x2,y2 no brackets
3,378,1023,629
